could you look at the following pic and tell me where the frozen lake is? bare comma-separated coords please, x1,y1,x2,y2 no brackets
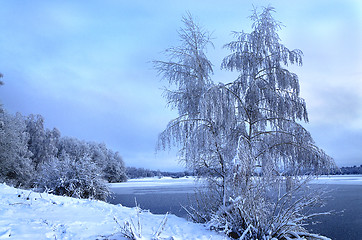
109,177,198,217
109,175,362,240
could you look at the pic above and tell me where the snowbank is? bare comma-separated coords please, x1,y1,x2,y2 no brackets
0,183,226,239
310,174,362,185
110,175,362,190
110,177,197,188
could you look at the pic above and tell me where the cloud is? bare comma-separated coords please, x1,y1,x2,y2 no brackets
1,0,362,170
305,83,362,129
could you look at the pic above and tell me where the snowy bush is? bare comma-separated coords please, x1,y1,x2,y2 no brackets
28,123,126,200
58,138,127,184
204,177,331,239
36,151,110,201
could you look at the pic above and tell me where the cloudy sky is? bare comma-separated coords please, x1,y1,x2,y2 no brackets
0,0,361,171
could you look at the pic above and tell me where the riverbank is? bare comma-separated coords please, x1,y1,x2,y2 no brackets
0,183,226,239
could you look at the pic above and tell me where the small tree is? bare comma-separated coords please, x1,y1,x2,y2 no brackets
156,7,336,239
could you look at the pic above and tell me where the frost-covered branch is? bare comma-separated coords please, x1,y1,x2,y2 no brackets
155,7,335,240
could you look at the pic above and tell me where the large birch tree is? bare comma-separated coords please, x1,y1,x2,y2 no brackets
155,7,335,239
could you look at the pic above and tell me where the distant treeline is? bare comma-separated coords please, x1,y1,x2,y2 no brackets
334,165,362,175
126,166,194,179
126,165,362,178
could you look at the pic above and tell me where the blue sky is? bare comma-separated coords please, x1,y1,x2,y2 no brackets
0,0,361,171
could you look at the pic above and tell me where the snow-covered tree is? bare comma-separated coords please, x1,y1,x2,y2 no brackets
156,7,336,239
103,150,127,183
222,7,334,179
89,142,127,183
154,13,226,188
37,150,110,201
0,84,125,196
0,112,33,187
25,114,60,170
36,137,118,200
56,137,91,161
154,13,213,118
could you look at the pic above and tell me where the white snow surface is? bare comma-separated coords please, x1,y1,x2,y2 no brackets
0,183,226,240
309,174,362,185
109,175,362,190
110,177,197,189
1,175,361,239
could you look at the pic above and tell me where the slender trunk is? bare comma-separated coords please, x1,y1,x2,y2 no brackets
245,118,253,189
216,142,226,206
286,176,293,192
211,125,227,207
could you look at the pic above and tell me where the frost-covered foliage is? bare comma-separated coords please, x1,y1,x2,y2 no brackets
55,138,127,183
25,114,60,170
36,151,110,201
115,203,169,240
0,107,126,200
89,142,127,183
0,111,33,187
154,13,213,118
155,7,336,239
34,137,127,199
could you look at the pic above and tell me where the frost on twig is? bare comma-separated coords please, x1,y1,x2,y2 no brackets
152,212,169,240
116,201,142,240
115,200,170,240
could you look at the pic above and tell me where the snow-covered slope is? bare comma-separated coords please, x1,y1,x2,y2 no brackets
0,183,226,240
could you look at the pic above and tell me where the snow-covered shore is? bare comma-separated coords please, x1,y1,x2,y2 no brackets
1,175,361,239
109,174,362,190
110,177,197,190
310,174,362,185
0,183,226,240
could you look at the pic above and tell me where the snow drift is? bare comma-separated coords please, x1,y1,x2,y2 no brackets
0,183,225,239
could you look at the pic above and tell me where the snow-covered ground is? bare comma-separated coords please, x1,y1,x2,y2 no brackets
1,175,361,239
310,174,362,185
110,177,196,188
0,183,226,240
110,175,362,190
109,177,199,195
